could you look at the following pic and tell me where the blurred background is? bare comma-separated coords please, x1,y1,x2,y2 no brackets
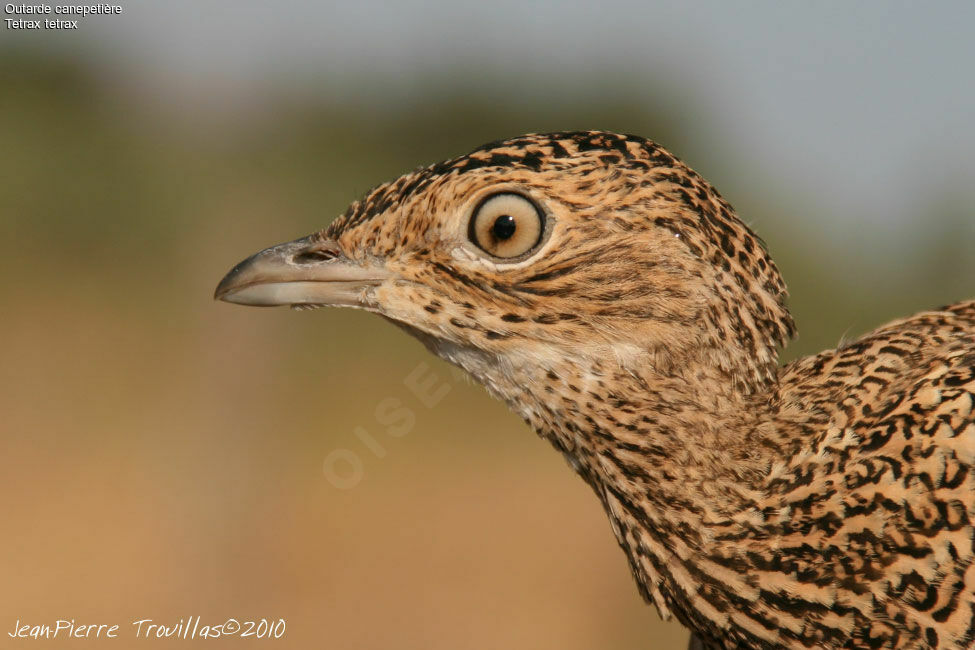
1,2,973,648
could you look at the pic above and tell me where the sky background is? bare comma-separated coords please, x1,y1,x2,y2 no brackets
9,0,975,234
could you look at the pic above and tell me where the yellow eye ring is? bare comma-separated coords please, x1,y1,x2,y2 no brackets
468,193,546,259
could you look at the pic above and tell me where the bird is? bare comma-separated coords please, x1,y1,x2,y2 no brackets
214,131,975,649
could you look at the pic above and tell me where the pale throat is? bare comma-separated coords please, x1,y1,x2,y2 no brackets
423,332,779,500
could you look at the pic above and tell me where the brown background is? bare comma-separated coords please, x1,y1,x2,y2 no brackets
2,4,974,649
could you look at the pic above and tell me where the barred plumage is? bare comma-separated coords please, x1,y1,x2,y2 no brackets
216,131,975,649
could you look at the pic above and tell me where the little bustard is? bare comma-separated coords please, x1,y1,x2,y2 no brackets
215,131,975,649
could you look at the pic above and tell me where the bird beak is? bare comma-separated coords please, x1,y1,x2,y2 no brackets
214,235,391,308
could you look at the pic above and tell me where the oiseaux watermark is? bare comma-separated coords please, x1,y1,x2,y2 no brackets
322,361,464,489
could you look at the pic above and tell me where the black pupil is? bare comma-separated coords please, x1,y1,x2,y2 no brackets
492,214,517,240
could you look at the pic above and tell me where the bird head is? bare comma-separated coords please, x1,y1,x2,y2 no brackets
215,132,794,401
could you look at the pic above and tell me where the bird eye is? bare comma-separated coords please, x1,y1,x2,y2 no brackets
468,193,545,259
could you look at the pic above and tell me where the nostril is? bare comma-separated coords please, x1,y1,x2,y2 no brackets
294,249,338,264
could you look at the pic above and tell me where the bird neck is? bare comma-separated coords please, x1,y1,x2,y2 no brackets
493,342,780,499
443,338,792,631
